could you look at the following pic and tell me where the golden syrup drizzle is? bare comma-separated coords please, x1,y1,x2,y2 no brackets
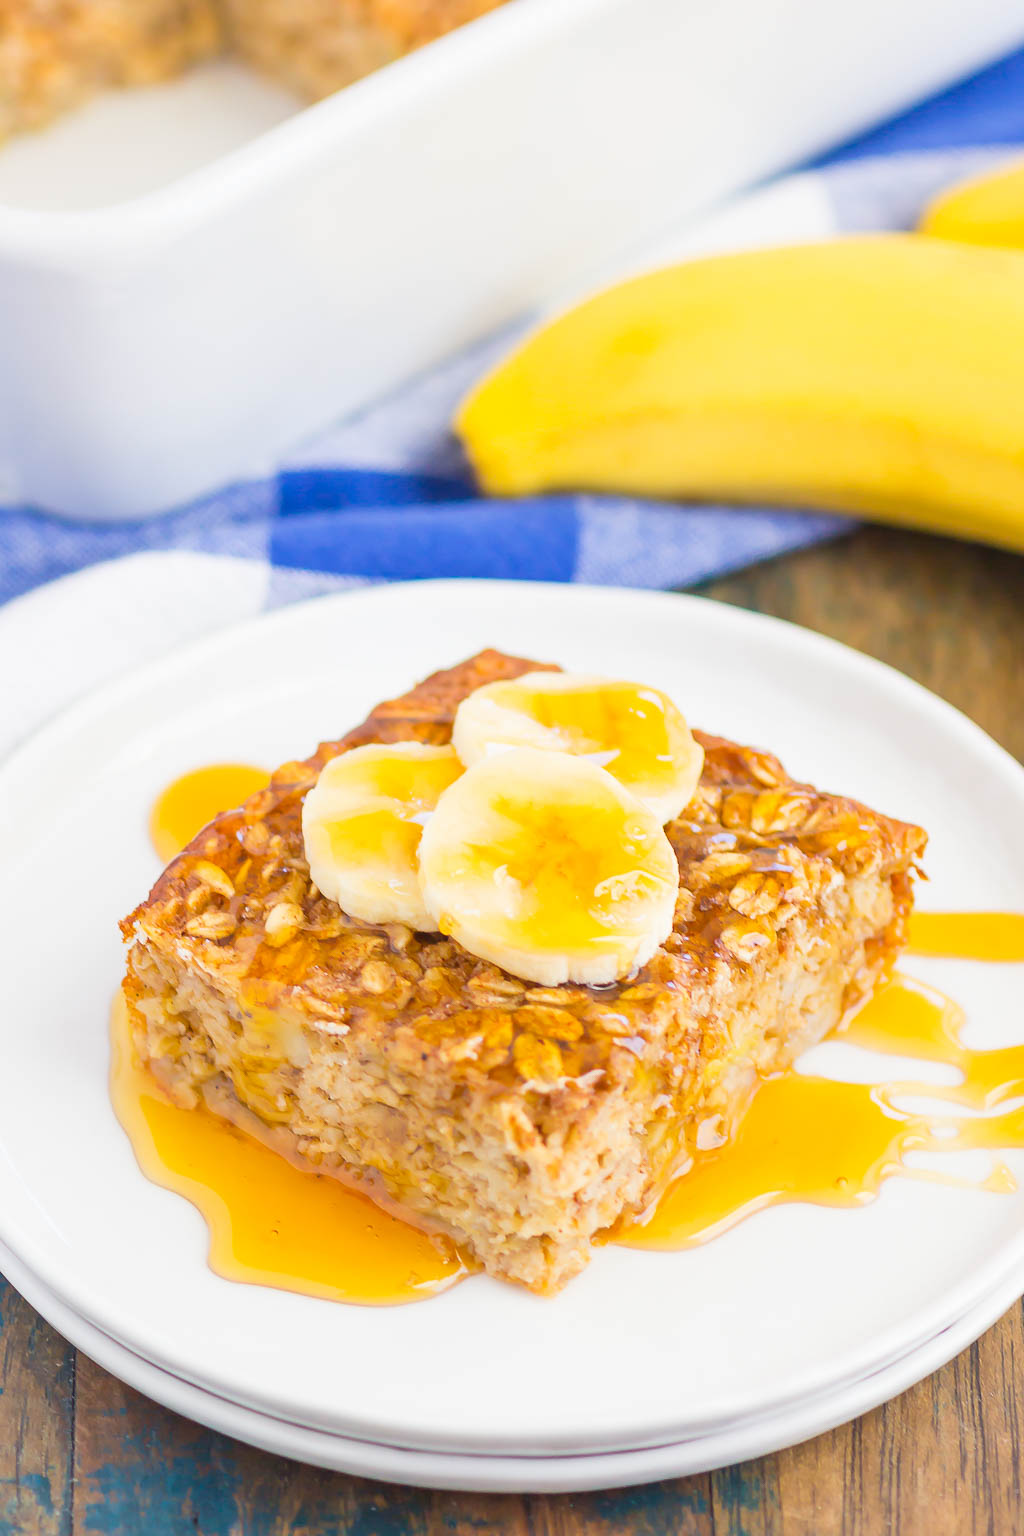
110,996,468,1305
489,677,687,802
483,787,673,951
907,909,1024,962
127,769,1024,1305
309,744,463,909
838,974,1024,1110
149,763,270,863
619,1067,929,1249
619,967,1024,1252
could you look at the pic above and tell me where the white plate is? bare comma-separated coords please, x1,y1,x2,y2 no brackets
2,1234,1019,1493
1,580,1023,1456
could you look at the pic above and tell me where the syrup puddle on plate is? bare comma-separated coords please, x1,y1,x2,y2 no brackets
619,973,1023,1252
118,764,1024,1304
907,909,1024,963
149,762,270,863
126,760,466,1304
110,995,469,1305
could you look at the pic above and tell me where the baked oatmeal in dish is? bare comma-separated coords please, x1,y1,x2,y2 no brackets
220,0,510,101
121,650,926,1294
0,0,509,138
0,1,220,138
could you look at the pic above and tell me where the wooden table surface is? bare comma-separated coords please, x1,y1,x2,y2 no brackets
3,526,1023,1536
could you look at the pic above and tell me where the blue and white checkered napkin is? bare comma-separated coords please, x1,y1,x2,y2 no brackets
2,46,1024,616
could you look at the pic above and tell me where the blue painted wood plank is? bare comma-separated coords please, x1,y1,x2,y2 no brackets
0,1278,74,1536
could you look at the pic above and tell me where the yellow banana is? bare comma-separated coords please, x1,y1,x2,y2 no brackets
456,235,1024,552
920,156,1024,249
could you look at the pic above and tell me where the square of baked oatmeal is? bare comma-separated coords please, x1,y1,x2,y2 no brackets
122,650,925,1293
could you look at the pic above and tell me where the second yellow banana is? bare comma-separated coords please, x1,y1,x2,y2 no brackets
920,156,1024,248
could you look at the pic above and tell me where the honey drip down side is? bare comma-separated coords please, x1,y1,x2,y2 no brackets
620,972,1024,1251
114,968,1024,1298
110,996,469,1305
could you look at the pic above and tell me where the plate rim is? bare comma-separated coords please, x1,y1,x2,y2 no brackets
2,578,1023,797
1,1232,1020,1494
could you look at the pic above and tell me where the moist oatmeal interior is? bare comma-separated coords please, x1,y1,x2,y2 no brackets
121,649,926,1294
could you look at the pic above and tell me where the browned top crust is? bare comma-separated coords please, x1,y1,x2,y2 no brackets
123,649,927,1092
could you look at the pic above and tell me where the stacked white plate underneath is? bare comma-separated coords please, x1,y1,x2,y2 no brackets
1,577,1023,1492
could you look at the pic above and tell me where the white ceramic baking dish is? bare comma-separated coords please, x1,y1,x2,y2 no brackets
1,0,1022,520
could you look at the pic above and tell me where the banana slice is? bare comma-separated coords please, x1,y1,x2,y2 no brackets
418,747,678,987
452,671,703,824
302,742,462,931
